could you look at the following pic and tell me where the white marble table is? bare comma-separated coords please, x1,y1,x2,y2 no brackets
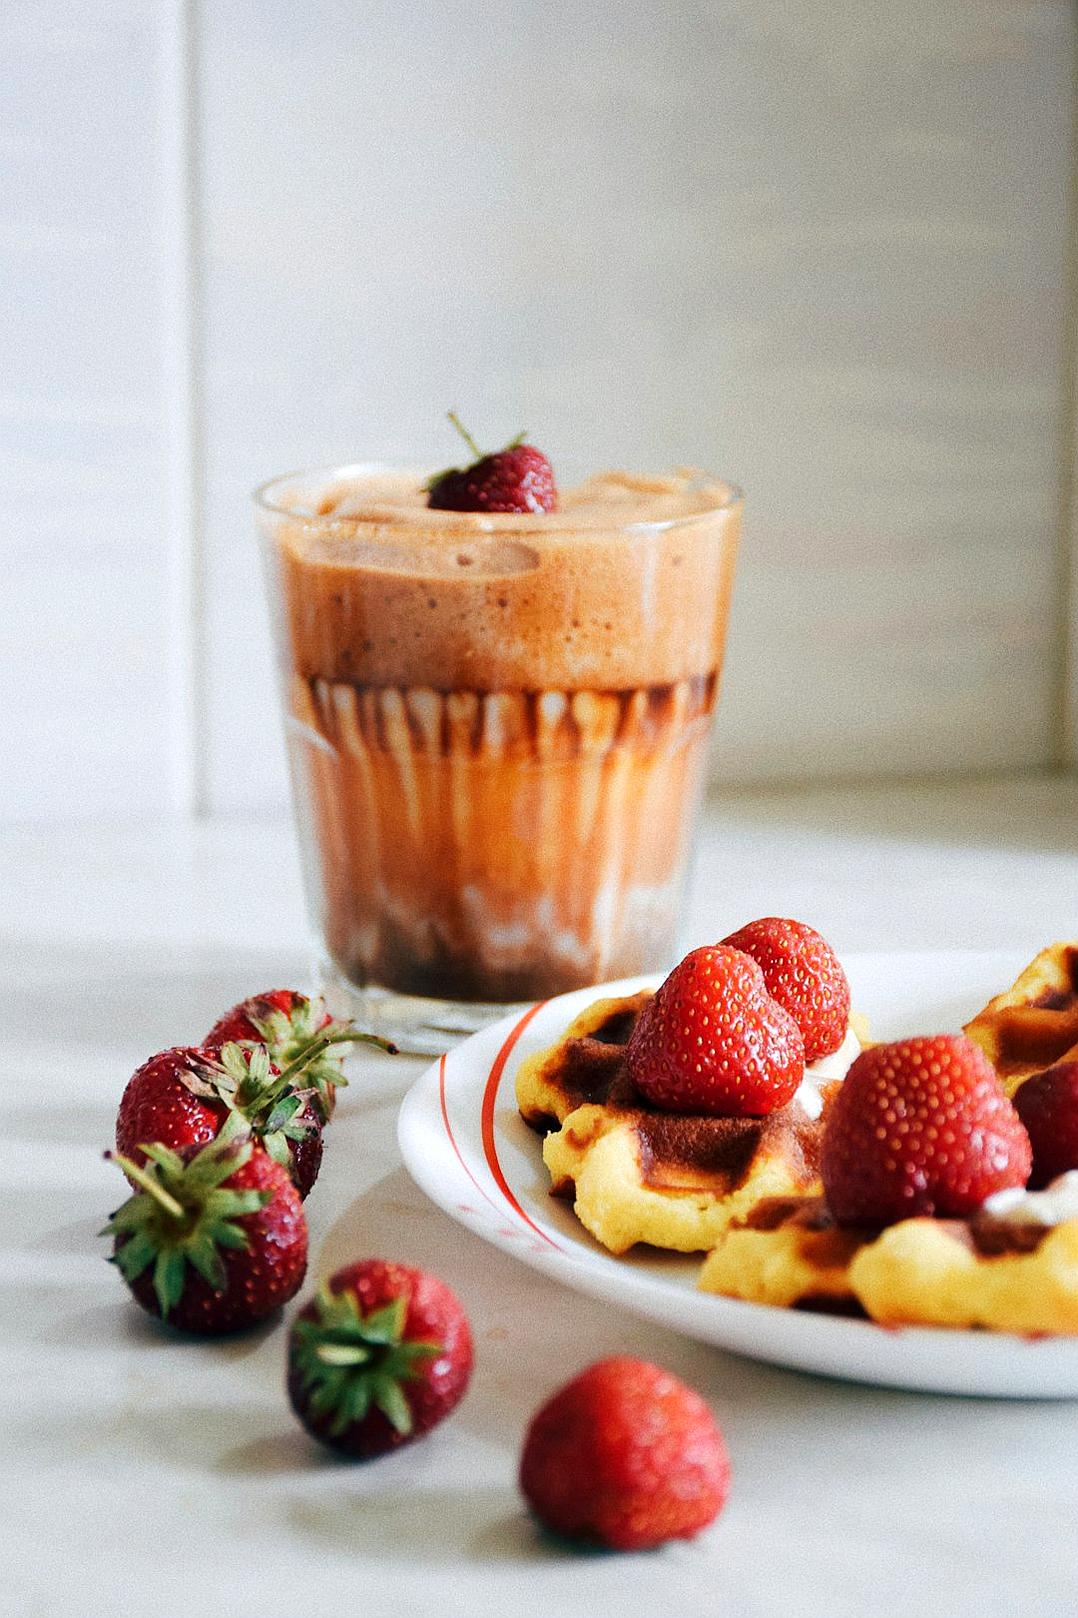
3,777,1077,1618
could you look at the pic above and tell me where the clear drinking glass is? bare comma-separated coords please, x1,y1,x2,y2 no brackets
255,463,742,1053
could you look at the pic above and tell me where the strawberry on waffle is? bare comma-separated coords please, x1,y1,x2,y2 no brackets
516,929,862,1255
699,1032,1078,1335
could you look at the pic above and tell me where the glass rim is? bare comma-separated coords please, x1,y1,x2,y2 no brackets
252,460,744,534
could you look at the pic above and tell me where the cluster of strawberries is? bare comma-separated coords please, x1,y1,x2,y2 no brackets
106,989,363,1332
627,917,1075,1221
626,917,853,1114
103,926,1075,1554
102,988,729,1550
102,992,475,1459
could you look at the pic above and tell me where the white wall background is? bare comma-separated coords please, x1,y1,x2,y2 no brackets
2,0,1075,823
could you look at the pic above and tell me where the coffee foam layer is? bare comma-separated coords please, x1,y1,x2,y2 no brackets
296,467,736,531
263,467,741,693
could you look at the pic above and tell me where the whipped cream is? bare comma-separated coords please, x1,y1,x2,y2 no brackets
981,1171,1078,1227
795,1023,862,1119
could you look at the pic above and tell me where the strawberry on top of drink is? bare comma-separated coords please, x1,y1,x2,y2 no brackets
426,411,557,515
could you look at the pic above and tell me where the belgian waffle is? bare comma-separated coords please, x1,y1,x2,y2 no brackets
515,991,654,1130
963,942,1078,1095
696,1197,867,1313
698,1194,1078,1334
516,991,857,1256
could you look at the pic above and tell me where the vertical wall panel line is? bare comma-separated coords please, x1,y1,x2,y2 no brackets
1059,14,1078,771
160,0,205,816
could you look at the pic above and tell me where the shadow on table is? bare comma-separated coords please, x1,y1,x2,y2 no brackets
22,1285,284,1366
220,1418,552,1564
286,1488,548,1565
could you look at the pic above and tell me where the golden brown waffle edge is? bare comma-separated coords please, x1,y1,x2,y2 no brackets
698,1194,1078,1334
963,942,1078,1095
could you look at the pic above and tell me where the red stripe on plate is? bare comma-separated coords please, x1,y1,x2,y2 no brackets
438,1053,502,1218
480,1000,562,1250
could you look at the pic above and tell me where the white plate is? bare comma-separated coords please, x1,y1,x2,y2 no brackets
398,950,1078,1398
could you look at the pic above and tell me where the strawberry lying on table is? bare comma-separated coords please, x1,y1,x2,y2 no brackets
287,1260,473,1458
103,1113,308,1334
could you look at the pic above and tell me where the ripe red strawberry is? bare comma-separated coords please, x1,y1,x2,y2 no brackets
721,917,850,1062
1013,1061,1078,1188
116,1047,220,1162
821,1034,1032,1226
626,945,805,1116
116,1043,324,1199
204,987,330,1054
519,1357,730,1551
103,1116,308,1334
426,412,557,514
287,1260,473,1458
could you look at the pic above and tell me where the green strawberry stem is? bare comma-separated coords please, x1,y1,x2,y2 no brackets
106,1150,184,1219
315,1342,371,1367
276,1029,396,1087
315,1028,398,1055
446,410,482,459
444,411,525,465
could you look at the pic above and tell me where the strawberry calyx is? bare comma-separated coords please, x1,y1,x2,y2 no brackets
223,999,395,1122
291,1283,441,1437
176,1042,319,1176
102,1113,269,1318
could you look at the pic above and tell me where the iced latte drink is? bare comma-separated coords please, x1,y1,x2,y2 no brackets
257,463,741,1051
